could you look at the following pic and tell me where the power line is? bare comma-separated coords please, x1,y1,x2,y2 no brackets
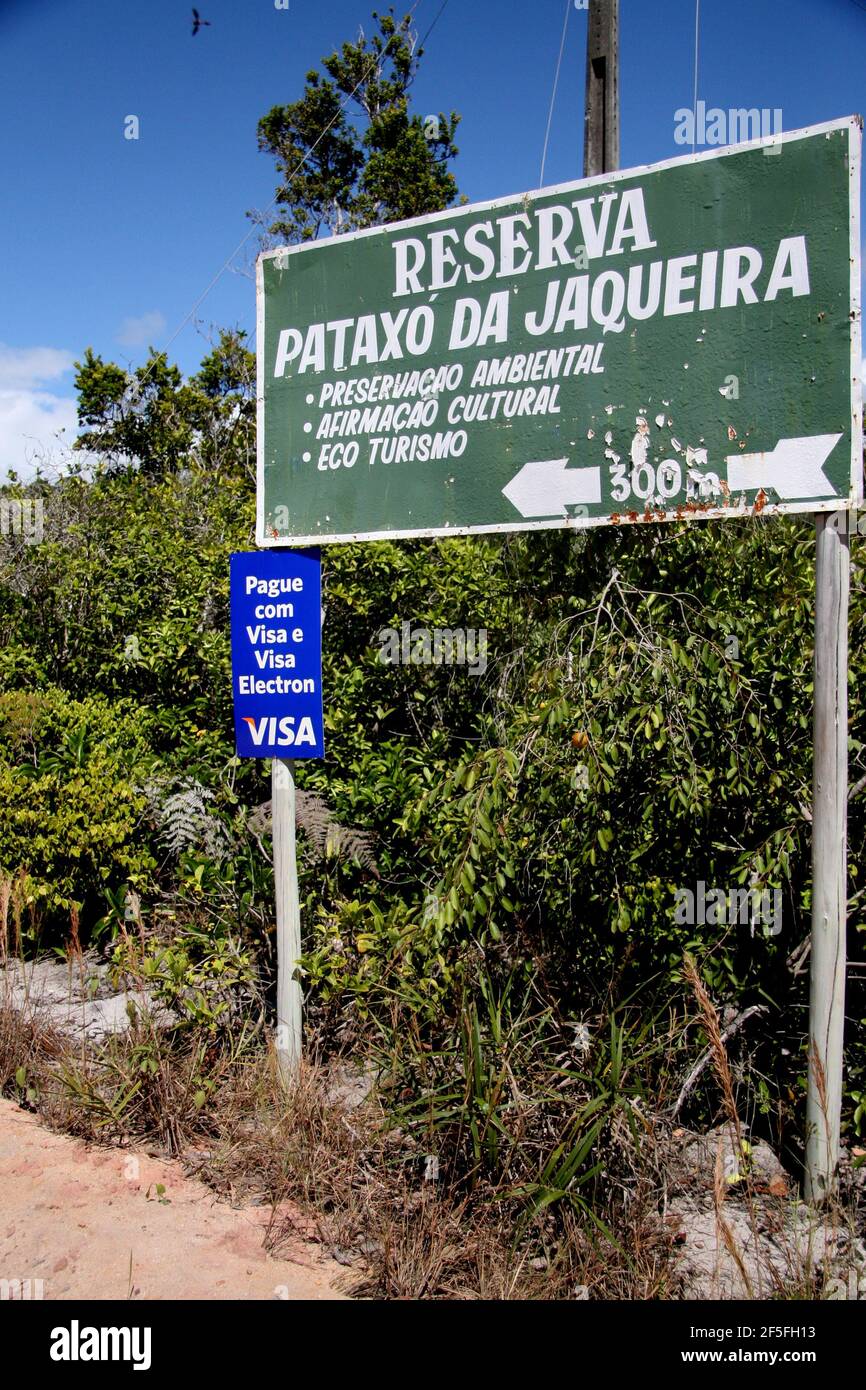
417,0,450,50
405,0,450,94
540,0,571,186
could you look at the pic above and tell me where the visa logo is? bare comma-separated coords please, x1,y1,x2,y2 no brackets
242,715,317,747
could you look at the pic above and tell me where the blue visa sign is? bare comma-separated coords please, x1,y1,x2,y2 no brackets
230,550,324,759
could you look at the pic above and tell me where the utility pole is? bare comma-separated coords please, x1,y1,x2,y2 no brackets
805,512,849,1200
583,0,619,177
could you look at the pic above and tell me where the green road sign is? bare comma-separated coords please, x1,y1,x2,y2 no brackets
256,117,862,546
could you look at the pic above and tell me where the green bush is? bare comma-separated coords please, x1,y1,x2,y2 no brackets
0,687,157,934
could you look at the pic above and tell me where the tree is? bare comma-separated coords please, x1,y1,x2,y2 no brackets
71,8,455,476
73,330,255,478
255,8,461,242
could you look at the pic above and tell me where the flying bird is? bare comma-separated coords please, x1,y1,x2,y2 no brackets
191,8,211,36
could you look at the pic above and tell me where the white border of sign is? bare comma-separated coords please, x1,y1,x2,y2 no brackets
256,116,862,548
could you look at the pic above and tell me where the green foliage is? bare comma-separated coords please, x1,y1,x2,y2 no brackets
378,965,672,1233
256,8,460,241
114,927,258,1033
73,330,254,477
0,464,251,731
0,688,156,928
401,522,811,998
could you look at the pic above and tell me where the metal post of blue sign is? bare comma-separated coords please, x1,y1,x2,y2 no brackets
230,549,325,1082
272,757,302,1081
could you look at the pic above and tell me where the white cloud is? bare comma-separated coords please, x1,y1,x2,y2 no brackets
0,390,79,478
0,344,75,391
116,311,166,348
0,343,80,480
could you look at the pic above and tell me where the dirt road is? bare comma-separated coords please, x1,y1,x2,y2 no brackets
0,1097,346,1300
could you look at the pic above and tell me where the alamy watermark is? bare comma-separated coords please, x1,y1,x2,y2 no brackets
1,1277,44,1300
674,103,783,151
0,498,43,544
840,507,866,537
674,880,782,937
375,620,488,676
49,1321,151,1371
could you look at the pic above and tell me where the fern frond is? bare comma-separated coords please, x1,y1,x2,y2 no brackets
143,776,230,861
248,791,378,874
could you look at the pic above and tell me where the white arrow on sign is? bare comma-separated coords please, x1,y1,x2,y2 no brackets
726,434,842,500
502,458,602,518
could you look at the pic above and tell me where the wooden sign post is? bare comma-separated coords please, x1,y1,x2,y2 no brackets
805,511,850,1198
272,757,303,1082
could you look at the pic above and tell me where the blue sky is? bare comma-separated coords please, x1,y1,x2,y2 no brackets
1,0,864,476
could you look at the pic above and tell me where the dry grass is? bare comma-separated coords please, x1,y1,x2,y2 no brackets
0,994,683,1300
681,952,864,1299
1,950,861,1300
0,872,29,967
682,953,757,1294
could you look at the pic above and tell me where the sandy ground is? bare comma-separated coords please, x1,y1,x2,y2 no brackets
0,1097,347,1300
